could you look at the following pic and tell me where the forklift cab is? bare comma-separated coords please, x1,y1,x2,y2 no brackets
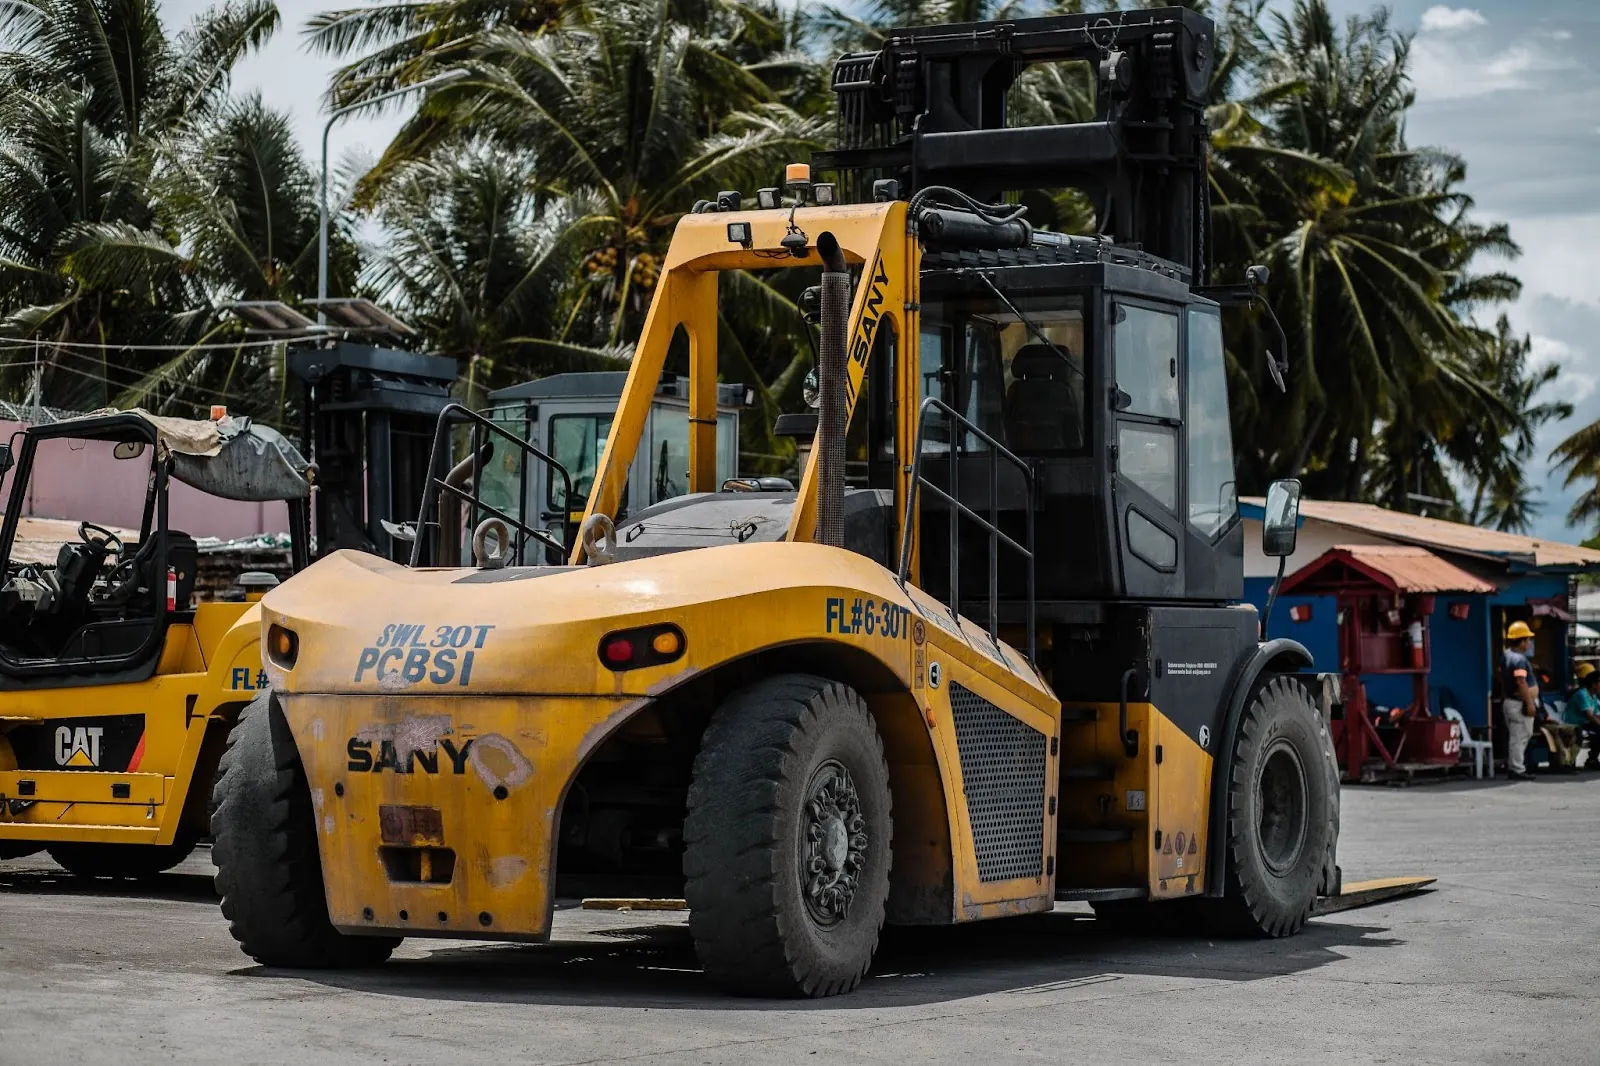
0,411,310,687
908,261,1241,610
472,372,743,561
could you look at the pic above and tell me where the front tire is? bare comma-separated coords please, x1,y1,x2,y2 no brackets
211,691,398,968
683,674,892,998
1210,675,1338,937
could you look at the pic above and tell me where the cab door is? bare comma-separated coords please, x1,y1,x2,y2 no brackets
1109,298,1185,599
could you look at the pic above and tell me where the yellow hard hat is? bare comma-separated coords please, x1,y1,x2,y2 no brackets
1506,620,1535,641
1578,663,1596,681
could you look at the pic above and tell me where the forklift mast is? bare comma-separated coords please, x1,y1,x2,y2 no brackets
287,342,458,562
818,6,1215,280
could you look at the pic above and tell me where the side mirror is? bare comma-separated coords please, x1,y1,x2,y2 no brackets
0,443,11,478
113,441,147,460
1262,478,1301,557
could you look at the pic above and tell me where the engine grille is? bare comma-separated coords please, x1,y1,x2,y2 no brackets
948,682,1048,882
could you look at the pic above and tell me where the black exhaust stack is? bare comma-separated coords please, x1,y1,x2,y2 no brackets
815,231,850,548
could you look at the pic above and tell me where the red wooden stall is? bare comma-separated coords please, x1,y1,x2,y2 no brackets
1279,544,1496,781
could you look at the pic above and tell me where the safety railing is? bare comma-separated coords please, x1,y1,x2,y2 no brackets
409,403,575,568
896,396,1035,663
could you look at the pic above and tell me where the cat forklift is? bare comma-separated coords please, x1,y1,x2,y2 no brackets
0,409,310,876
212,7,1411,994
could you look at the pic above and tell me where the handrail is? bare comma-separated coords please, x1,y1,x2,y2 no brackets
409,403,575,567
896,395,1035,663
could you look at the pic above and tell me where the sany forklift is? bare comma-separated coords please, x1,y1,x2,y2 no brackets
212,8,1419,994
0,410,310,876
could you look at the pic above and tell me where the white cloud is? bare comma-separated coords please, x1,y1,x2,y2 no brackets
1528,335,1597,403
1412,38,1542,100
1420,6,1489,34
1499,213,1600,307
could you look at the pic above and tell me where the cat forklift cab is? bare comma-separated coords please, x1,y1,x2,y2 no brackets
0,410,310,877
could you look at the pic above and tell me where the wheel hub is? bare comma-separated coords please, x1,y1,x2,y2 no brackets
802,760,867,926
1255,738,1309,877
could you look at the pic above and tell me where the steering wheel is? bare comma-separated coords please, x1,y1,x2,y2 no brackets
78,521,123,558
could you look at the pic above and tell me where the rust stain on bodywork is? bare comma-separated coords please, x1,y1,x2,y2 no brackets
468,733,534,791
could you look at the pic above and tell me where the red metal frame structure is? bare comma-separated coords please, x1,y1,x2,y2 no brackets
1281,545,1495,781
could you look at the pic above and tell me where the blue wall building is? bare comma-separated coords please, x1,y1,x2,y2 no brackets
1240,499,1598,729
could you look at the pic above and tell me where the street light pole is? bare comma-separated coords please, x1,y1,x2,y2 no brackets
317,70,469,323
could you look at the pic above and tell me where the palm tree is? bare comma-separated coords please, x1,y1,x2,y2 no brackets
0,0,284,411
365,146,628,406
1552,421,1600,536
367,0,825,347
1215,1,1511,504
1457,319,1569,532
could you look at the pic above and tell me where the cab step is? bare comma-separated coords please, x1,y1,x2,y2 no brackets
1059,762,1114,781
1060,706,1098,723
1058,827,1133,844
1055,886,1146,902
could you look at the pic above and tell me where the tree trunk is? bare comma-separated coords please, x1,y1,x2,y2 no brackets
1287,408,1325,479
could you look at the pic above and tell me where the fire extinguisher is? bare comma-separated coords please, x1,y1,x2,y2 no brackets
1407,618,1425,669
166,565,177,612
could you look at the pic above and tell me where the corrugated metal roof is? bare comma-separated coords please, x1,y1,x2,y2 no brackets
1318,544,1497,594
1242,497,1600,570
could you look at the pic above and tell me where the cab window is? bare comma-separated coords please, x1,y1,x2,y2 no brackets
478,406,528,520
1185,307,1236,537
1114,304,1179,418
548,414,611,510
648,412,689,504
918,296,1087,455
1113,303,1180,512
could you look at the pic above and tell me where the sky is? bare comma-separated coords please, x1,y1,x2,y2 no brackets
158,0,1600,543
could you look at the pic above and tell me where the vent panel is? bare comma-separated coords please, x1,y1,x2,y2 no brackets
948,681,1048,883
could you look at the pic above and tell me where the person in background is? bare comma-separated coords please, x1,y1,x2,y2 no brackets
1502,621,1540,781
1565,662,1600,771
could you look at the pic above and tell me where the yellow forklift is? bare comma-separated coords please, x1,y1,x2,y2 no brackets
0,409,311,876
213,8,1393,993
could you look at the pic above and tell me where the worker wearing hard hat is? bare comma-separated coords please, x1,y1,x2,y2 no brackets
1565,662,1600,771
1502,621,1539,780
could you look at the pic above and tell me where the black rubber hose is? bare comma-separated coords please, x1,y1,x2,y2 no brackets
918,208,1033,249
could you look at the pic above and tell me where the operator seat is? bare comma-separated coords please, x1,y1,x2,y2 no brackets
1004,344,1082,451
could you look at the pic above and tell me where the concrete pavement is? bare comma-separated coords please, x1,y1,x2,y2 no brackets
2,776,1598,1064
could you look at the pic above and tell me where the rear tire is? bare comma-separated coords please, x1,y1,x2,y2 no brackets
211,691,398,968
48,840,195,879
683,673,892,998
1209,675,1338,937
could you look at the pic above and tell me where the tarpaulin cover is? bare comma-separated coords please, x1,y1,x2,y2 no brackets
170,416,309,502
60,408,311,501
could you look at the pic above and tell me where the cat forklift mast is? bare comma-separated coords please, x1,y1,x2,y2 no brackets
0,410,311,877
212,7,1416,995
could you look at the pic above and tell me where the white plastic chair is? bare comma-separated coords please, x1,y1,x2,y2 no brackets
1443,706,1493,780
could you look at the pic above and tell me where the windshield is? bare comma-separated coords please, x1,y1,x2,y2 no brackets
918,295,1087,454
